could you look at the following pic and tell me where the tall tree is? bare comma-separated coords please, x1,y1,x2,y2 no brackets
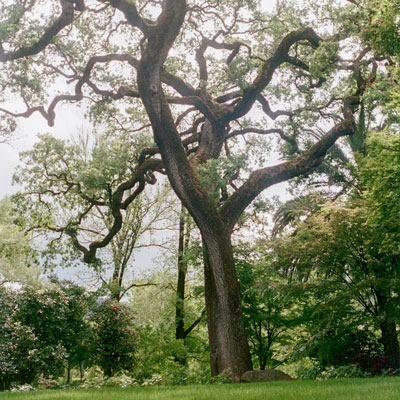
0,0,383,377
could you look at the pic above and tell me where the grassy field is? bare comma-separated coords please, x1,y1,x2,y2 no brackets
1,378,400,400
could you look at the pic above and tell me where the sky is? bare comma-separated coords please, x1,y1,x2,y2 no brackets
0,107,87,197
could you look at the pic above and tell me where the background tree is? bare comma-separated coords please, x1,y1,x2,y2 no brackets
172,204,207,366
13,133,172,300
0,0,385,377
130,268,208,382
272,197,400,369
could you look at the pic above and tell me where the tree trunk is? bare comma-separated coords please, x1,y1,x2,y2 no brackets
79,363,84,381
203,231,252,379
380,319,400,369
376,288,400,369
135,0,253,378
135,1,354,380
175,203,188,365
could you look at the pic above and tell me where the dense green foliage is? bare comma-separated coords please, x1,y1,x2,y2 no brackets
270,131,400,370
236,245,304,370
0,282,92,390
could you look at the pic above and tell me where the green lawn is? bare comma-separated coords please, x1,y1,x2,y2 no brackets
1,378,400,400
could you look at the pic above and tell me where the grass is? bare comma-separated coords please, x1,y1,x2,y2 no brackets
1,378,400,400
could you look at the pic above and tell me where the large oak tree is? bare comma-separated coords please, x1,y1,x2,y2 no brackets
0,0,383,377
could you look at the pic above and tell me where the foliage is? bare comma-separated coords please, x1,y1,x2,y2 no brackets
0,286,67,390
364,0,400,58
128,268,208,382
13,133,170,300
17,280,94,375
303,318,381,369
359,132,400,251
320,364,368,379
352,354,394,377
0,280,95,391
7,384,36,393
271,132,400,369
272,198,400,361
296,363,368,380
0,287,42,391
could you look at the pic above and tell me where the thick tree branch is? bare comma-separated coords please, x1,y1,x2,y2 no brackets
64,158,164,264
0,0,78,62
101,0,150,35
225,27,322,122
219,99,357,231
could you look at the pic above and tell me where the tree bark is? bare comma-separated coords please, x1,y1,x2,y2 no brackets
202,230,252,378
135,0,251,379
380,319,400,369
79,363,84,381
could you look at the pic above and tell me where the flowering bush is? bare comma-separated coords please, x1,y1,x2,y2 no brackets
80,370,142,389
0,287,67,391
9,384,35,392
296,363,367,380
141,374,163,386
91,300,137,377
106,372,139,388
352,354,393,376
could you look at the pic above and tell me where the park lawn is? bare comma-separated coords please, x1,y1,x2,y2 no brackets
1,378,400,400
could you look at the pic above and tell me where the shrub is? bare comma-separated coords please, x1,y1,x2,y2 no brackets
106,372,139,388
296,363,367,380
0,287,67,391
321,364,368,379
296,364,325,380
80,371,139,389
